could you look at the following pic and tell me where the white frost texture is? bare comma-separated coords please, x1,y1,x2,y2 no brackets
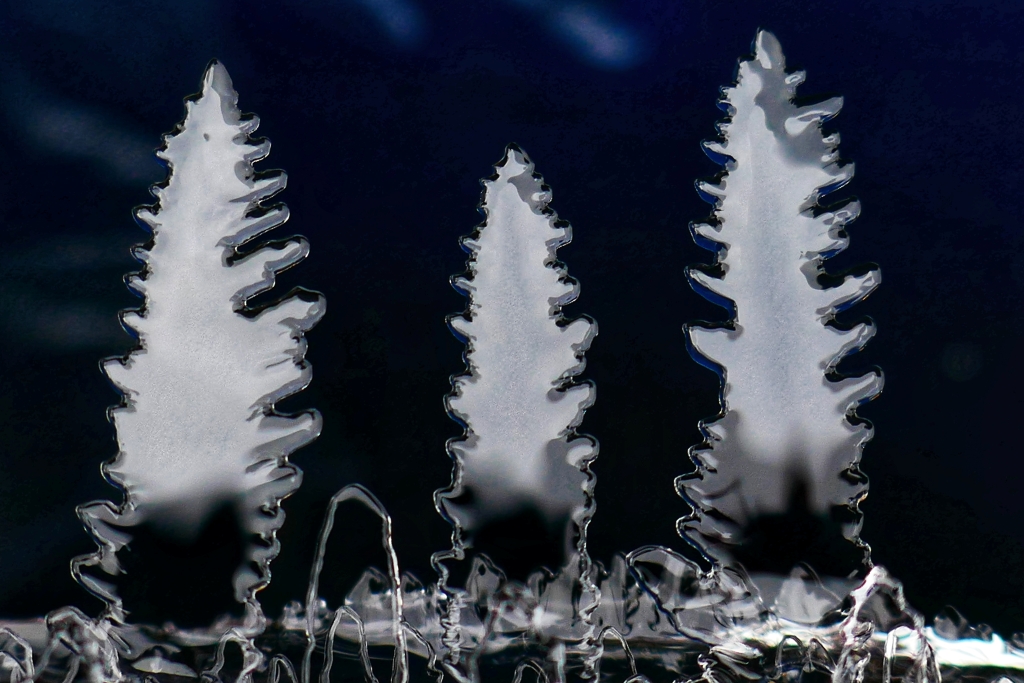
679,31,882,559
439,146,597,539
75,62,324,613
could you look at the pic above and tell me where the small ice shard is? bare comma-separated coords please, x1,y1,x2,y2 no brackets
834,567,938,683
679,30,881,565
131,654,198,678
627,546,762,643
74,61,324,627
756,564,847,625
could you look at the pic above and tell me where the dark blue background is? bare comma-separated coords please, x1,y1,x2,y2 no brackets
1,0,1023,634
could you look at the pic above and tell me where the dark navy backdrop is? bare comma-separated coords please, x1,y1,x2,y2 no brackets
1,0,1023,633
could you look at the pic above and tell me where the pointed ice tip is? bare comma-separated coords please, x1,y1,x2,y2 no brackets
496,143,532,177
201,59,236,99
754,30,785,70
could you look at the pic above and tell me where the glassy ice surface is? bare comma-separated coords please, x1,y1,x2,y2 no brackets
76,62,324,629
3,32,1024,683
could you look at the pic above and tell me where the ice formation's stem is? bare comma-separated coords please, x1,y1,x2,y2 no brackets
303,484,407,683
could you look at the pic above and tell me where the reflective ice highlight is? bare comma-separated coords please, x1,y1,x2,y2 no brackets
549,5,646,69
501,0,648,69
352,0,425,46
0,65,155,185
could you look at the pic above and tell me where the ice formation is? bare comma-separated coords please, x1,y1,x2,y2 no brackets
1,30,1023,683
679,30,882,563
74,61,324,626
438,145,597,535
434,145,599,679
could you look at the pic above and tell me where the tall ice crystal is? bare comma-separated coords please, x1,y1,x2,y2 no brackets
679,31,882,562
438,145,597,542
435,145,599,677
75,62,324,623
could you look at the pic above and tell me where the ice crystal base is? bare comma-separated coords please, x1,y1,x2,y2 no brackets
3,560,1024,683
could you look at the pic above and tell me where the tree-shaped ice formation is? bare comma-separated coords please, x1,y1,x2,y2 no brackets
679,31,882,563
438,145,597,545
435,145,599,676
74,62,324,625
